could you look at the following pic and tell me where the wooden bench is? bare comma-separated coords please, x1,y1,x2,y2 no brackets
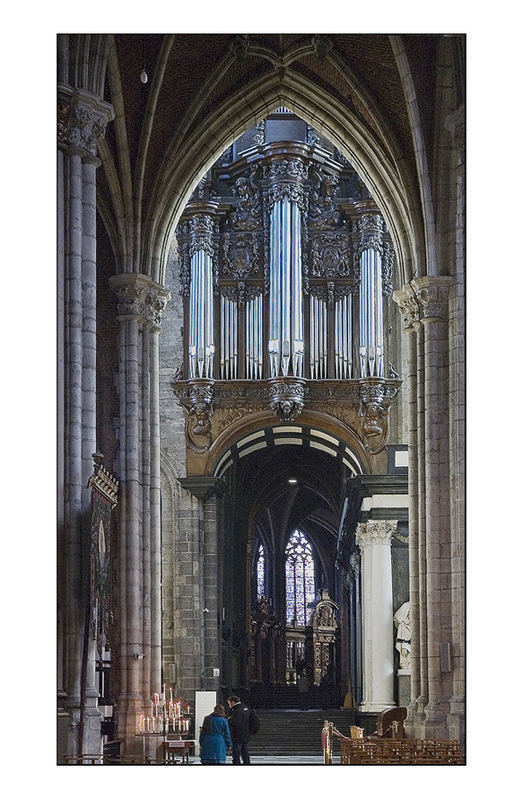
339,737,464,765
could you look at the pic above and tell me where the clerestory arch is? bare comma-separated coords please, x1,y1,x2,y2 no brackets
145,70,426,289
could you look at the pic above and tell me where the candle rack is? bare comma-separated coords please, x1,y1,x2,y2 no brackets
138,686,192,736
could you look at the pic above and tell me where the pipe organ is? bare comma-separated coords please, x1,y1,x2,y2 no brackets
174,138,399,451
177,144,394,385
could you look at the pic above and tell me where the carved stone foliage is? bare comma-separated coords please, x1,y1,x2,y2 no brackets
393,284,420,330
394,279,453,328
110,275,171,330
412,277,452,322
310,232,352,278
57,89,113,157
356,520,397,548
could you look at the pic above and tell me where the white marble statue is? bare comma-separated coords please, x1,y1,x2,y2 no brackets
393,601,411,670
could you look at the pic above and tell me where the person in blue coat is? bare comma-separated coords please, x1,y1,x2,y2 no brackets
199,704,232,765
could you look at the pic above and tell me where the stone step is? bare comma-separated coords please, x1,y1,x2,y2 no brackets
248,709,355,755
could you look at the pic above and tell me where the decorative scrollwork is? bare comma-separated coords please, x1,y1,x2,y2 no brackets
310,232,352,277
308,174,342,230
357,380,399,455
230,169,262,230
188,215,215,257
186,379,214,452
268,377,306,423
222,231,261,279
354,212,386,265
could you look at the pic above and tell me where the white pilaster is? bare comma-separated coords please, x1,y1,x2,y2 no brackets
355,520,397,713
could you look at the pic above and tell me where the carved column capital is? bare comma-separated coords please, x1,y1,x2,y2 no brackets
265,153,310,211
57,85,114,159
356,520,397,549
179,475,224,500
393,284,420,331
411,276,454,323
185,203,219,257
355,208,385,251
109,273,171,330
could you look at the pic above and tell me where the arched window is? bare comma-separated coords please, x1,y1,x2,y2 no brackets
285,530,316,625
255,543,266,599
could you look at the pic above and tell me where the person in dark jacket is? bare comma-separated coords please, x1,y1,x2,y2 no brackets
199,704,232,765
227,695,252,764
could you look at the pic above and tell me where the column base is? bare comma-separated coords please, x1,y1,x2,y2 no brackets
420,699,451,739
404,696,427,739
81,703,103,759
447,695,465,746
358,700,396,714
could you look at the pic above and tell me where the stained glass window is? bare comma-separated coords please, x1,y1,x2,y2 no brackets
256,544,265,599
285,530,316,625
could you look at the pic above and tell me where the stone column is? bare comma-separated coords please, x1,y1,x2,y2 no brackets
445,105,465,746
413,275,454,738
355,521,397,712
57,84,113,758
393,284,425,734
179,477,224,692
109,274,170,745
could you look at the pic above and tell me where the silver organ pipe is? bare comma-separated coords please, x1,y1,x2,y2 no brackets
257,294,262,379
334,301,342,378
245,294,263,379
197,251,204,376
281,197,291,376
204,252,214,377
359,250,368,378
232,297,237,378
310,294,316,379
220,294,225,379
292,203,304,377
359,248,384,378
269,203,280,376
309,294,329,379
368,250,376,377
189,256,197,377
220,295,238,379
269,197,304,378
346,294,353,378
336,293,353,380
322,299,327,377
375,252,384,377
189,249,214,379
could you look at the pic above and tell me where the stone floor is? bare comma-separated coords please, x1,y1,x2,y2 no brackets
186,755,337,765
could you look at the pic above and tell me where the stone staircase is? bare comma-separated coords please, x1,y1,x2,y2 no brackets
248,708,357,758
